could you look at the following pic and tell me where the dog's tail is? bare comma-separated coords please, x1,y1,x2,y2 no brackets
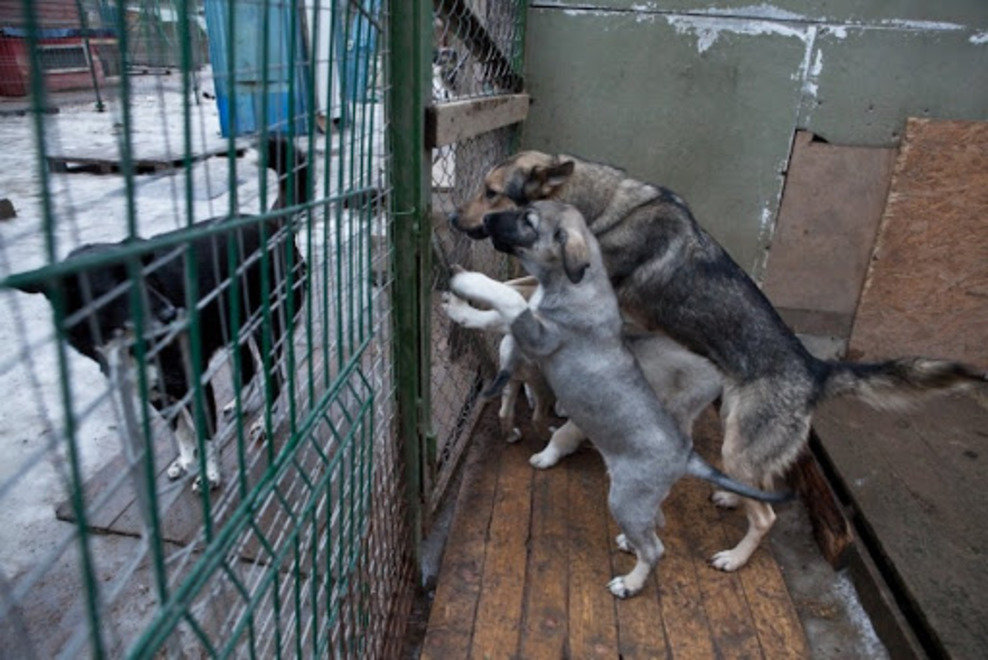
820,357,986,410
686,452,792,503
264,135,311,210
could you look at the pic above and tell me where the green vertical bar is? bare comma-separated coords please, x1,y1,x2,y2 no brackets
387,0,430,563
22,2,106,655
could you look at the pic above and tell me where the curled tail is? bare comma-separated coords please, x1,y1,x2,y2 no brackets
686,453,792,503
821,357,986,410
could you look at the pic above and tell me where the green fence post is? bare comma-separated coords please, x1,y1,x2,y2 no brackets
388,0,432,567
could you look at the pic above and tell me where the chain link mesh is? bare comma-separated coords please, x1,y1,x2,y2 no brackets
427,0,525,513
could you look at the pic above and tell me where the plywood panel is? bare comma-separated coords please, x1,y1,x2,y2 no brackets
813,394,988,658
849,118,988,365
763,131,895,337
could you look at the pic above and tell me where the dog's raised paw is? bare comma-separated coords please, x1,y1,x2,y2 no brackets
607,576,635,599
710,549,747,572
711,490,740,509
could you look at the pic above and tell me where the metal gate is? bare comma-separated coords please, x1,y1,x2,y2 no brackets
392,0,529,537
0,0,412,656
0,0,527,655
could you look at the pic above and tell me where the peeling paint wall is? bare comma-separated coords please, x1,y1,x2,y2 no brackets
522,2,988,277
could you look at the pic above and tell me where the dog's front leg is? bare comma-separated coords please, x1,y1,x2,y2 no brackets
440,291,508,332
449,270,528,325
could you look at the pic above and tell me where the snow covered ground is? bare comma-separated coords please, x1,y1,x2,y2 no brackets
0,71,388,655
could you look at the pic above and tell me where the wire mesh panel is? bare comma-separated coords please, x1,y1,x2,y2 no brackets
0,1,412,657
427,0,525,512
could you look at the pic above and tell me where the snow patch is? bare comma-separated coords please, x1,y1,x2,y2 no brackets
665,14,811,54
970,32,988,45
690,3,808,22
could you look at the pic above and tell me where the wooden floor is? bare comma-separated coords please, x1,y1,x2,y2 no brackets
814,394,988,658
421,405,810,658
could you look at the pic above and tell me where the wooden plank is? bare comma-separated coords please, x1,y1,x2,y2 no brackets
469,440,534,658
420,406,502,659
518,460,570,658
849,118,988,365
45,146,246,175
845,544,925,660
607,516,670,657
788,449,853,567
425,94,530,149
683,412,764,658
733,523,811,658
763,131,895,337
657,482,718,658
566,448,619,658
813,394,988,658
691,411,811,658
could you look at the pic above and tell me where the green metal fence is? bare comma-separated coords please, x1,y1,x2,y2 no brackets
0,0,527,655
0,0,414,656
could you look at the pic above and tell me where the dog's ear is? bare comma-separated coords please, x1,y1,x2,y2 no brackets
527,159,575,199
558,225,590,284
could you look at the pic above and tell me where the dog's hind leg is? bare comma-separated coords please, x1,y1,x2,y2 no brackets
530,420,584,469
166,407,197,481
710,397,807,571
606,476,669,598
499,378,522,443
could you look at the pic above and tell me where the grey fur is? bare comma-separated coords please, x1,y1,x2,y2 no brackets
450,151,987,571
448,201,789,599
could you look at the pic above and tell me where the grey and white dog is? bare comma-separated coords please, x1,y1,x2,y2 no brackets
443,292,722,468
446,200,789,598
449,151,987,571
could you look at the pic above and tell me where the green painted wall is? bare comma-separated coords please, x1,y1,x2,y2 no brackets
521,2,988,277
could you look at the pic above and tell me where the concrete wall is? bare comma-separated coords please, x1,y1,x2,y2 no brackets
521,1,988,277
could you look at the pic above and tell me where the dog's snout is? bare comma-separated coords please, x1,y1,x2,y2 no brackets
448,211,460,229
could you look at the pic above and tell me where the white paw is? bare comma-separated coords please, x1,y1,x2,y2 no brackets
529,446,561,469
710,549,748,572
607,576,636,599
711,490,740,509
166,456,191,481
248,419,267,444
615,534,634,554
506,427,522,443
440,292,468,325
191,472,221,493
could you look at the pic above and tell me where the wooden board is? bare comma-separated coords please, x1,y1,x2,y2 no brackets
813,394,988,658
46,145,246,175
423,403,811,657
848,118,988,365
762,131,896,338
426,94,530,149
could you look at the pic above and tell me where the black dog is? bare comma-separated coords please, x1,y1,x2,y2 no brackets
13,136,309,490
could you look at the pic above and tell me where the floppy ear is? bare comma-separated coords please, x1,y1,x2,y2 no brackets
527,159,575,199
558,226,590,284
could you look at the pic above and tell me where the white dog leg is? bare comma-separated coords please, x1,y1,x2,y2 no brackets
530,420,585,469
441,292,508,332
449,271,528,324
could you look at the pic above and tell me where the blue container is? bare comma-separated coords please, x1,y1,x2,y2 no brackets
203,0,310,137
334,0,381,104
